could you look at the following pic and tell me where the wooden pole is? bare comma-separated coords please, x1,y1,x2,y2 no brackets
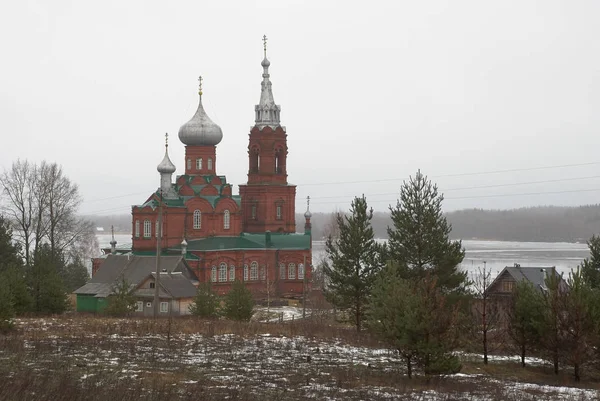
153,190,163,318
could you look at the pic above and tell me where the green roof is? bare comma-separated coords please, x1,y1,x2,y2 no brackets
133,186,241,209
170,232,311,252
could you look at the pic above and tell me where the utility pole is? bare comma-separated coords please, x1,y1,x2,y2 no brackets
302,254,306,319
153,190,163,318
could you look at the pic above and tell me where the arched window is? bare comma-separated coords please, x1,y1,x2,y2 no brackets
143,219,151,238
298,263,305,280
155,220,159,238
135,220,140,238
208,158,213,170
250,261,258,281
211,266,217,283
187,159,191,170
288,263,296,280
244,264,249,281
279,263,286,279
193,210,201,229
251,205,257,220
223,209,230,229
196,158,202,170
229,265,235,281
260,265,266,281
219,263,227,282
276,205,282,220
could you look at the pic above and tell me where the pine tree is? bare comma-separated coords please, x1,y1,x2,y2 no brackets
323,195,384,331
0,278,15,333
368,264,461,378
104,277,136,317
59,256,90,293
189,282,220,319
223,280,254,321
559,269,598,382
507,281,545,367
28,245,69,314
581,235,600,288
387,171,466,294
0,215,31,314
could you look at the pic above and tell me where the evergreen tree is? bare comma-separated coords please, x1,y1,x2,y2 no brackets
507,281,545,367
189,282,220,319
540,272,564,375
223,280,254,321
28,245,69,314
0,215,31,314
324,195,384,331
559,269,598,382
581,235,600,288
368,265,461,378
59,256,90,293
387,171,466,294
0,276,15,333
104,277,136,317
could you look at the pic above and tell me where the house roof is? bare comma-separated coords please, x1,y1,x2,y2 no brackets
171,232,311,252
74,255,196,298
490,264,562,292
153,273,198,298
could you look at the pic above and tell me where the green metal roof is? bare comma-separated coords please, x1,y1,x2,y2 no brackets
169,232,311,252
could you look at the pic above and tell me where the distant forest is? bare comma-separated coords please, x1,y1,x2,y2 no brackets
87,204,600,243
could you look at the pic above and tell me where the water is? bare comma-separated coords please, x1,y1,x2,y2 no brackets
97,234,591,279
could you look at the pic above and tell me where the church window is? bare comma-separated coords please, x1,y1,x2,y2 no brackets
211,266,217,282
219,263,227,282
288,263,296,280
208,158,213,171
250,261,258,281
279,263,286,279
155,220,159,238
143,219,151,238
135,220,140,238
244,264,249,281
229,265,235,281
223,209,230,229
193,210,201,229
187,159,191,170
251,205,257,220
276,205,282,220
298,263,305,280
196,158,202,170
260,265,266,281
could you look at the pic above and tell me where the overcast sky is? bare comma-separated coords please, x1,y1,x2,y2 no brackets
1,0,599,216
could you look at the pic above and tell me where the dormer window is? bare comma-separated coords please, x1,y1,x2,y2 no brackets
196,158,202,170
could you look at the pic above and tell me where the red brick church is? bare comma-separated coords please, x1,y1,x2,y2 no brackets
125,43,312,299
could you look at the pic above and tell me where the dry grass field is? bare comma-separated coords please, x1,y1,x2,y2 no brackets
0,315,598,400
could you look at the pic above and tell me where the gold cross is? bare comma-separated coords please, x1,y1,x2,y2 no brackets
263,35,268,57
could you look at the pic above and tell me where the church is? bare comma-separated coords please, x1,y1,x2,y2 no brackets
125,41,313,300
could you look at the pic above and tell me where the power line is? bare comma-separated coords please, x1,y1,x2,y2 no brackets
305,175,600,200
297,161,600,187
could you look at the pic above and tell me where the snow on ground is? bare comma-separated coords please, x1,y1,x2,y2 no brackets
3,318,600,400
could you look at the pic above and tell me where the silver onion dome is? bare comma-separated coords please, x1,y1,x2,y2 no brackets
178,77,223,146
157,147,176,174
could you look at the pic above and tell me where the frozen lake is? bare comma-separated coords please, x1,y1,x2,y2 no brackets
97,234,591,279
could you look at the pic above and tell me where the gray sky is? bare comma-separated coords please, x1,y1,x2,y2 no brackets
1,0,599,215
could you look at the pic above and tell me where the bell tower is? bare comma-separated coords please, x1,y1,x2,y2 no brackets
239,36,296,233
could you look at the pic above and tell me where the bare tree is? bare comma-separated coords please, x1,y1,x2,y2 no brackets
0,160,97,266
472,263,500,364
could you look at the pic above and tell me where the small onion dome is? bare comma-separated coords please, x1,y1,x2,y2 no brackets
261,57,270,68
178,94,223,146
304,209,312,219
157,147,176,174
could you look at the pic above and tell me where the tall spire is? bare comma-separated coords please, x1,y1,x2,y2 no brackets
255,35,281,129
